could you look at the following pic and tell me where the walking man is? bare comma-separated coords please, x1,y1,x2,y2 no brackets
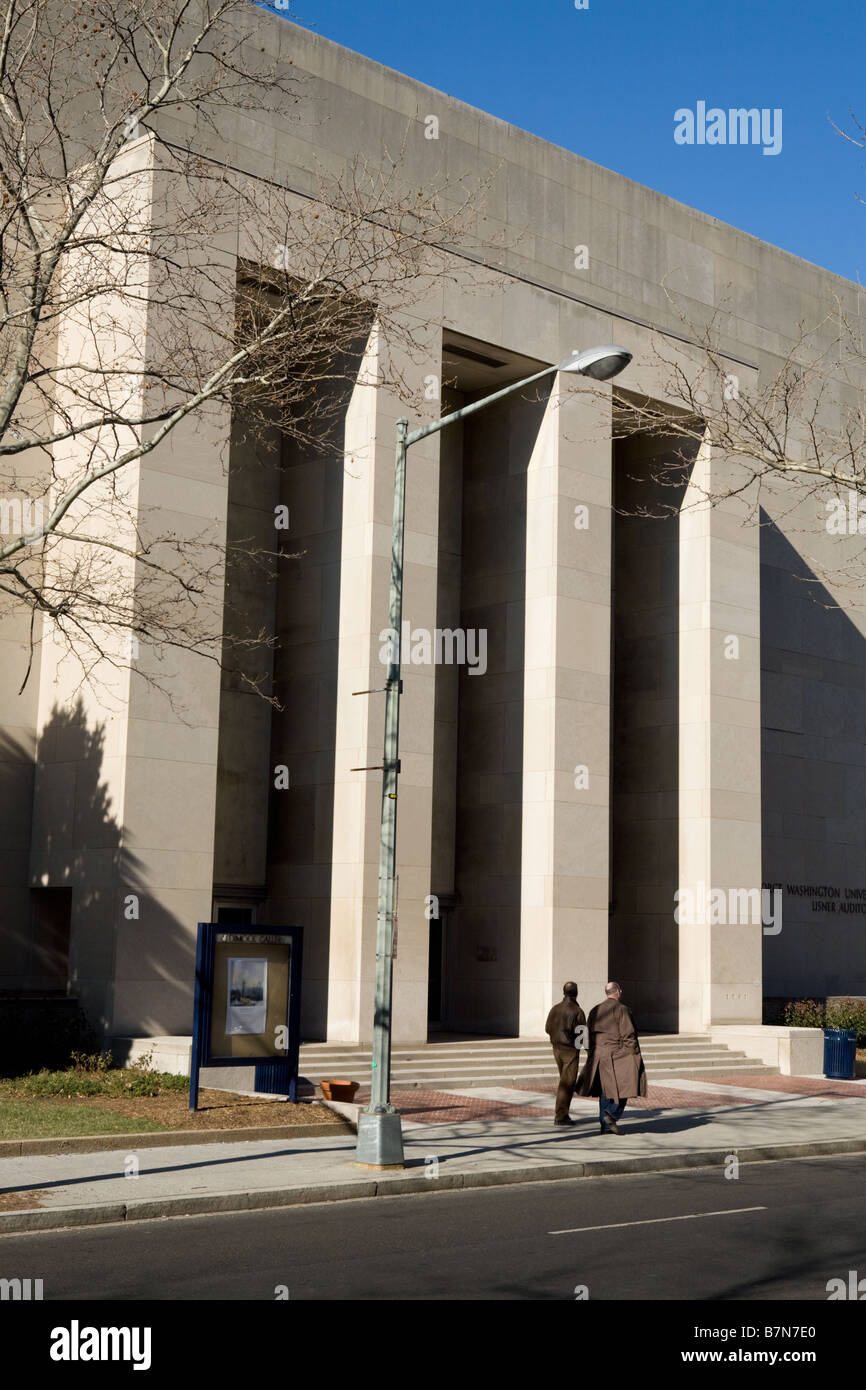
577,981,647,1133
544,982,587,1127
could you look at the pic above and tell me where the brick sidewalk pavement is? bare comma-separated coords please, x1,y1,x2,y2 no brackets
693,1073,866,1097
368,1074,866,1125
381,1084,748,1125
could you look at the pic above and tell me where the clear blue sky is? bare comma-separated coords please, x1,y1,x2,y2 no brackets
266,0,866,284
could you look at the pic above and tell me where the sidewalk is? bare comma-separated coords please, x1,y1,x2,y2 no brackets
2,1074,865,1234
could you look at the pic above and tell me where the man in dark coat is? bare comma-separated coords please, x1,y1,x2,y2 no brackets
544,982,587,1126
577,981,647,1134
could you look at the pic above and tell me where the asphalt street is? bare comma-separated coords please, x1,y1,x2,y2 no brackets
2,1153,865,1301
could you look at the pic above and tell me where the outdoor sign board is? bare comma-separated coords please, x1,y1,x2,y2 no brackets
189,923,303,1109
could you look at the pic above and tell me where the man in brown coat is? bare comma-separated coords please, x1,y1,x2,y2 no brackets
544,982,587,1126
577,981,647,1134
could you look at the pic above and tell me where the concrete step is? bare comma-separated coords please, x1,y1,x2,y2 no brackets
302,1061,778,1079
298,1065,780,1087
305,1048,754,1069
309,1045,750,1061
114,1033,782,1088
300,1043,754,1058
298,1034,780,1089
299,1033,710,1053
300,1040,739,1056
339,1065,781,1092
298,1045,732,1063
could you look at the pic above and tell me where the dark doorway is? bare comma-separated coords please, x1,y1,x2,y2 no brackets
429,334,551,1035
30,887,72,988
215,905,256,926
609,430,691,1031
427,916,444,1024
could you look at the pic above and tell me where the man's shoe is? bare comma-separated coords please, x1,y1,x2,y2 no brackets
554,1116,576,1126
600,1117,620,1134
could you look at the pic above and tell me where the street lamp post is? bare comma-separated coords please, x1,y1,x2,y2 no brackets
354,345,632,1168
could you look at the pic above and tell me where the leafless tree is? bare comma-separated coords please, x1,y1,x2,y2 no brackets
602,113,866,597
605,286,866,593
0,0,490,699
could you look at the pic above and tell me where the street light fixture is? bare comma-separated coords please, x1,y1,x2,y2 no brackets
559,345,633,380
354,343,632,1167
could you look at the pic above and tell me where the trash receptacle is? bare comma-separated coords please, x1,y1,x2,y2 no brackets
823,1028,858,1080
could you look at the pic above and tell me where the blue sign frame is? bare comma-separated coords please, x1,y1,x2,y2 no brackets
189,922,303,1110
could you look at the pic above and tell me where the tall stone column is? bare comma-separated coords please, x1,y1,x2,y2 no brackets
678,440,763,1029
28,141,234,1037
327,322,441,1043
519,377,612,1035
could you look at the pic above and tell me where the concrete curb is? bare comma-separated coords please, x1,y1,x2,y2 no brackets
0,1119,352,1158
2,1133,864,1234
315,1098,360,1126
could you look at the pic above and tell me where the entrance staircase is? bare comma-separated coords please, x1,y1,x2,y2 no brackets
298,1033,779,1093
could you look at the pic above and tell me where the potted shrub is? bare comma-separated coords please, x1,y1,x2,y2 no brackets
782,998,825,1031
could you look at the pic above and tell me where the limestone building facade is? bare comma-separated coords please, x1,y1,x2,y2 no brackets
1,13,864,1047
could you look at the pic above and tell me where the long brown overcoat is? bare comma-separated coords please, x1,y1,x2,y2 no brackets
576,997,648,1101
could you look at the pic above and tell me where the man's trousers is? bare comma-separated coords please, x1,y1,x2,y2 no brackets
551,1045,580,1122
599,1095,627,1127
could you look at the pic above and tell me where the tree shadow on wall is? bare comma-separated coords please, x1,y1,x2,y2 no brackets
760,510,866,1000
22,697,191,1044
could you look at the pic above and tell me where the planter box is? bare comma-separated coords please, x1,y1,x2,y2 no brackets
709,1025,823,1075
319,1079,360,1103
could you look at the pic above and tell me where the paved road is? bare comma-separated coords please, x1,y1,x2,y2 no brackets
2,1155,864,1301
